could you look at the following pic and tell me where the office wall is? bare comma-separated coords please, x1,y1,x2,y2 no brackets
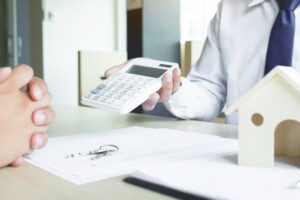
43,0,126,106
16,0,30,65
143,0,181,64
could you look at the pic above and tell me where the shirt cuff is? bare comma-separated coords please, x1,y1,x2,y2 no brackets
164,77,218,121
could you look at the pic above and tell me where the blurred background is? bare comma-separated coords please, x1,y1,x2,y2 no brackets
0,0,220,116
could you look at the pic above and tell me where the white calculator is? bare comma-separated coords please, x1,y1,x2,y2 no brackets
81,58,179,114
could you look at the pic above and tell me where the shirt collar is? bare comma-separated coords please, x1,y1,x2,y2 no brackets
248,0,267,8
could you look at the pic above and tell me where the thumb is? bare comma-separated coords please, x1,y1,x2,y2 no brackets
10,157,24,167
104,60,132,78
0,67,12,83
104,65,122,78
142,93,160,111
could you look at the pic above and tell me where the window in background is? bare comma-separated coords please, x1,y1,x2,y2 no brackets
181,0,220,42
180,0,220,77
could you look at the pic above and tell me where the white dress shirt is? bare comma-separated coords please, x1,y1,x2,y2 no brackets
164,0,300,125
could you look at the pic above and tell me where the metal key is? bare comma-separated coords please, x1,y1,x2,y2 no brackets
65,144,119,160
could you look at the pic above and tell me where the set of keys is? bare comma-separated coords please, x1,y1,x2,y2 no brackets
65,144,119,160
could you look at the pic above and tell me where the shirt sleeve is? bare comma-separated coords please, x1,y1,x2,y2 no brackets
164,2,227,121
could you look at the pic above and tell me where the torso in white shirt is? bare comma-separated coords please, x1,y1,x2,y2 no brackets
165,0,300,125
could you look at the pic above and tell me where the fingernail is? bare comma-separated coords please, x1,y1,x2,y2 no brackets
144,95,158,110
34,86,42,100
34,136,43,149
166,73,172,83
176,69,181,76
34,112,46,125
10,157,23,167
0,67,12,75
144,103,155,111
0,66,11,70
149,97,156,105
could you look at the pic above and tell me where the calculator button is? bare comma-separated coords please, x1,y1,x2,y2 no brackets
91,89,100,94
115,101,122,106
120,96,128,101
84,94,93,99
112,88,120,93
105,92,114,97
104,87,112,91
107,99,117,105
99,91,106,96
110,83,117,87
119,83,126,88
120,99,128,104
136,86,143,91
127,91,137,96
120,91,127,95
97,90,106,96
121,94,133,100
126,86,134,90
97,84,106,90
100,98,108,103
92,96,100,101
115,95,123,100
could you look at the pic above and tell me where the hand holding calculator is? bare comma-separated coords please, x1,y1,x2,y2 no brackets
81,58,179,114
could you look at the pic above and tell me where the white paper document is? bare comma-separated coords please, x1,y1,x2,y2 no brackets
25,126,233,185
25,126,300,200
131,150,300,200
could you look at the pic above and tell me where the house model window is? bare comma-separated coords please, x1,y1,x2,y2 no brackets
252,113,264,126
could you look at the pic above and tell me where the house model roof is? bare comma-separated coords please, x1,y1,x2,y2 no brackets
225,66,300,115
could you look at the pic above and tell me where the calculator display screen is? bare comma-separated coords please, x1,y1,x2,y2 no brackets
126,65,167,78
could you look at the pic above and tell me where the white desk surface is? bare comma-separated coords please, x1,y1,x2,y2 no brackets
0,106,237,200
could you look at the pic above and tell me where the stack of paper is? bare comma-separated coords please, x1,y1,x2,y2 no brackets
130,149,300,199
25,126,236,185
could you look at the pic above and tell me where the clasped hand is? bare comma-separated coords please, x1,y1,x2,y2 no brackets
0,65,55,167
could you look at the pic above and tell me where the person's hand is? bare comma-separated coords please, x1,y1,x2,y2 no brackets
11,76,55,167
0,65,54,167
104,58,182,111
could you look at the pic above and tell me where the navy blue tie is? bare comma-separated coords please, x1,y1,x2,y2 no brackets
265,0,300,75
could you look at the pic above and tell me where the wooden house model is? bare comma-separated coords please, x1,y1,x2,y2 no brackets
226,66,300,167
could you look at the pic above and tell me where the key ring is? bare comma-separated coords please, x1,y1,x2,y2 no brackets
65,144,119,160
90,144,119,160
99,144,119,152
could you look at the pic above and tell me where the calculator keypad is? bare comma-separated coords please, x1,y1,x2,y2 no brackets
84,73,155,109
